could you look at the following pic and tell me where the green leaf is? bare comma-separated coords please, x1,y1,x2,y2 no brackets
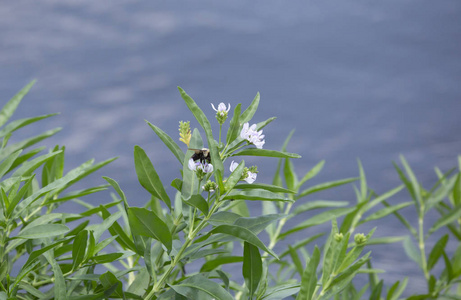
100,271,124,298
0,128,61,162
170,274,233,300
429,204,461,235
146,121,185,165
240,92,260,124
280,207,355,240
178,87,224,180
288,245,304,276
223,189,292,202
134,145,171,210
399,155,423,206
296,246,320,300
278,233,324,259
232,148,301,159
427,234,449,271
261,284,300,300
49,185,108,204
184,194,209,216
297,178,357,199
234,214,285,235
0,80,35,128
100,206,138,254
88,211,122,242
12,150,62,177
72,230,88,271
103,176,129,209
243,242,263,298
207,211,241,226
360,201,412,224
226,103,242,145
0,149,22,179
235,183,295,194
284,157,299,192
0,113,58,138
298,160,325,187
200,256,243,272
128,207,172,251
225,160,245,192
209,224,278,259
403,237,422,268
92,253,124,264
16,224,69,239
387,278,408,300
293,200,349,216
44,250,67,299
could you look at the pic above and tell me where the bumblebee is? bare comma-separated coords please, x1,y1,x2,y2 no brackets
188,148,211,163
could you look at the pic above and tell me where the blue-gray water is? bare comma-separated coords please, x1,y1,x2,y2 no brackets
2,0,461,296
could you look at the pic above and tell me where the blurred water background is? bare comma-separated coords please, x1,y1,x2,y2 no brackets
1,0,461,296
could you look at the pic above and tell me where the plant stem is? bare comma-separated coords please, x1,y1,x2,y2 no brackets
145,201,223,299
418,206,429,281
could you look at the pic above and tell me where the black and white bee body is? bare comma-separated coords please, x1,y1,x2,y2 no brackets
189,148,211,163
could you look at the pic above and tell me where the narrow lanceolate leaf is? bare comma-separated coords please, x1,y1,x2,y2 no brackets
403,237,422,268
43,251,67,300
209,224,278,259
200,256,244,272
134,145,171,210
429,204,461,235
280,207,355,240
232,149,301,159
16,224,69,239
240,92,260,124
427,234,449,271
72,230,88,271
146,121,185,164
296,246,320,300
299,160,325,187
0,113,58,138
223,189,292,202
0,149,22,179
0,80,35,128
284,158,299,192
178,87,224,178
225,160,245,192
12,150,62,177
0,128,61,162
360,201,412,224
127,207,172,251
399,155,423,205
297,178,358,199
103,176,128,209
261,284,300,300
170,274,233,300
293,200,349,216
243,242,263,299
235,183,295,194
226,103,242,145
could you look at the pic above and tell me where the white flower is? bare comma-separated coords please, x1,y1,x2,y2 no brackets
240,122,265,149
229,160,239,172
189,158,213,173
211,102,231,116
198,162,214,173
188,158,198,171
245,171,257,184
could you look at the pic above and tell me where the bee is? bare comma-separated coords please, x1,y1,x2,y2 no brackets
188,148,211,163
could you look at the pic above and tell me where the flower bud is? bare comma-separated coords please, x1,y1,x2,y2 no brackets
334,233,343,242
203,180,218,193
179,121,191,146
354,233,367,245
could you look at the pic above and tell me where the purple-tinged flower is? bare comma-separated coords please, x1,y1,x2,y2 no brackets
211,102,231,116
240,122,265,149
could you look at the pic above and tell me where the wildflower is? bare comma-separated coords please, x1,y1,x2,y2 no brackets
179,121,191,146
211,102,231,124
240,122,265,149
202,180,218,192
354,233,367,245
189,158,213,180
229,160,258,184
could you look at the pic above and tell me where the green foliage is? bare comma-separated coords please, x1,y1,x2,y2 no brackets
1,82,461,300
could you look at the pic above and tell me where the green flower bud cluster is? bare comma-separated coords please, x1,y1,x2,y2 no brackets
354,233,367,245
334,233,344,242
202,180,218,192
